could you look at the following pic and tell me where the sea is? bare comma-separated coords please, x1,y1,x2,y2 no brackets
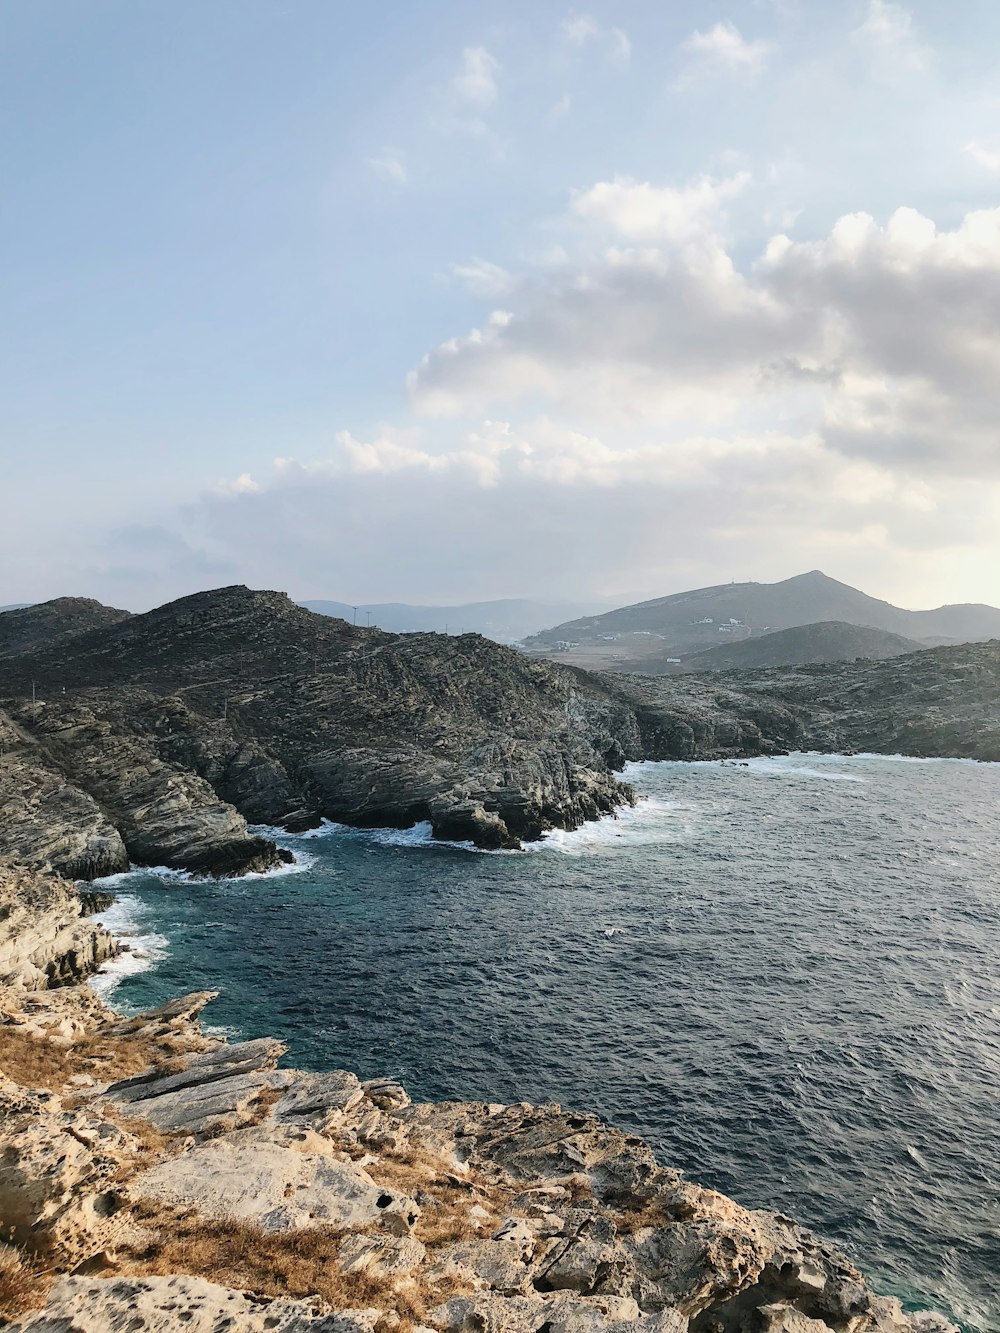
90,753,1000,1331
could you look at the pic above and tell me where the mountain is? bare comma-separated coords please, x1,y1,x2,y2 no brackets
0,597,131,659
683,621,924,670
524,570,1000,671
299,597,612,643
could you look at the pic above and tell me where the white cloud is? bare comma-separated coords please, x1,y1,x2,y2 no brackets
451,258,516,298
964,140,1000,172
572,173,750,243
368,148,407,184
676,21,773,86
452,46,500,105
560,14,630,66
409,182,1000,483
195,417,998,608
852,1,928,73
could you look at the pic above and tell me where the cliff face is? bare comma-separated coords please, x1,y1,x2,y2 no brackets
0,862,116,989
0,935,958,1333
608,641,1000,762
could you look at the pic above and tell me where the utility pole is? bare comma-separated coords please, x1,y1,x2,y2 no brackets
31,681,36,707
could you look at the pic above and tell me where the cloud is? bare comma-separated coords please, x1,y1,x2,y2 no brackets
964,140,1000,172
408,179,1000,482
369,148,407,184
560,14,630,66
451,258,516,298
180,417,998,608
452,46,500,105
676,21,773,86
852,1,928,73
572,172,750,243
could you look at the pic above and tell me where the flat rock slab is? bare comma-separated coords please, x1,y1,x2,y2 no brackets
10,1274,378,1332
130,1124,419,1234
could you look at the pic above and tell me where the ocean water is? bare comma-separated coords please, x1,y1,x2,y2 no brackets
92,754,1000,1331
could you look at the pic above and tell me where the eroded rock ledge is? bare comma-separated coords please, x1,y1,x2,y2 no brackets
0,863,116,990
0,968,957,1331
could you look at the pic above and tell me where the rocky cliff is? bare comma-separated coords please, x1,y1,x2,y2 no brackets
0,882,958,1333
604,641,1000,762
0,588,636,871
0,862,116,990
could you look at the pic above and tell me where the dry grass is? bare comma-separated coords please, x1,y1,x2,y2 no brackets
358,1142,512,1251
0,1020,191,1094
0,1244,51,1321
610,1196,672,1235
117,1202,468,1332
0,1013,197,1098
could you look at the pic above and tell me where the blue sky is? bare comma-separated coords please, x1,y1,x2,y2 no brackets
4,0,1000,609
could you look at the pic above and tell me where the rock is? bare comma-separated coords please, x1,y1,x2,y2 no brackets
0,1078,136,1266
9,1274,379,1331
129,1123,420,1234
0,895,964,1333
0,587,636,863
0,862,117,988
337,1231,426,1277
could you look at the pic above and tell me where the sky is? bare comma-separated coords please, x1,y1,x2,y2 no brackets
3,0,1000,612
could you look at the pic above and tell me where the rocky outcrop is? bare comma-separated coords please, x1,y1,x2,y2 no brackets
0,961,960,1333
0,868,963,1329
0,588,636,867
607,640,1000,762
13,1275,378,1332
0,597,131,659
0,862,116,989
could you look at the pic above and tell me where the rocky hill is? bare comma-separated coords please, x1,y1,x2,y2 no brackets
525,571,1000,671
683,621,924,671
0,587,638,875
301,598,612,643
0,864,959,1332
601,640,1000,762
0,597,131,658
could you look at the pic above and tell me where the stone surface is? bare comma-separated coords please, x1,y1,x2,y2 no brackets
11,1274,379,1332
129,1123,421,1235
0,861,117,988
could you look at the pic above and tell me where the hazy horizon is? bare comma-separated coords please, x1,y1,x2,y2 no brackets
5,2,1000,609
3,565,998,619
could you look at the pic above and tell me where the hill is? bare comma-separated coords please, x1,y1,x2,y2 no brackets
524,570,1000,671
300,597,611,643
0,586,635,875
0,597,131,658
684,621,924,670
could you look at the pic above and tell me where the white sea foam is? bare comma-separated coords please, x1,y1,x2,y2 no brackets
739,758,864,782
88,895,169,998
535,795,697,855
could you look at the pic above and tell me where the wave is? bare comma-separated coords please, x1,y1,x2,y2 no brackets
88,895,169,998
535,795,698,855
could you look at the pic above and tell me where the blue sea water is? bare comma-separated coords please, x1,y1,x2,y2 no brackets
92,754,1000,1331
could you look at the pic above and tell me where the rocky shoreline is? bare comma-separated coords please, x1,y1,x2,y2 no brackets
1,589,997,881
0,862,959,1332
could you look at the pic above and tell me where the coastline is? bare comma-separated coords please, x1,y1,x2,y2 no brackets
0,877,962,1332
